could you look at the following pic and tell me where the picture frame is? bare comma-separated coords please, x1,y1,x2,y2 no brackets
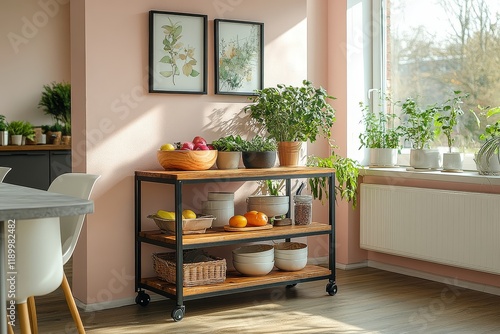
149,11,208,94
214,19,264,95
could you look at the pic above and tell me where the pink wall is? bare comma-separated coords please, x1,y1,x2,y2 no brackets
71,0,321,306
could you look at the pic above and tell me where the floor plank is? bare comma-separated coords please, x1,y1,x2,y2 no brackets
14,266,500,334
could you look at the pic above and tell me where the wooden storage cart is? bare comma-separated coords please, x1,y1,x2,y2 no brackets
134,167,337,321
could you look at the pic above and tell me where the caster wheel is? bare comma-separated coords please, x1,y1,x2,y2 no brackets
286,283,297,289
326,282,338,296
135,292,150,307
171,306,185,322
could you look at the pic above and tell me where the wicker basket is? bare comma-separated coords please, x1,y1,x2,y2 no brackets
152,251,226,287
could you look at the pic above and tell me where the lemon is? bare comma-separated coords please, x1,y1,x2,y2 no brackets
160,143,175,151
182,209,197,219
157,210,175,220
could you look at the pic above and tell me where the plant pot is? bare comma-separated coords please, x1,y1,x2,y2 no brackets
475,153,500,175
278,141,302,167
216,151,241,170
242,151,277,168
62,135,71,146
442,152,463,172
369,148,398,167
409,149,441,169
0,131,8,146
11,134,23,146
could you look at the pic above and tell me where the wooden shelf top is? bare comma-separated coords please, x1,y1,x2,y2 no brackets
142,265,331,297
140,223,332,246
0,144,70,151
136,166,335,182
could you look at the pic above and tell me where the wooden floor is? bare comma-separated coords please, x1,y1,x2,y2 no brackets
17,266,500,334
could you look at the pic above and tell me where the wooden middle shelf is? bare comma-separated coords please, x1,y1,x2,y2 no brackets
139,223,332,247
142,265,331,298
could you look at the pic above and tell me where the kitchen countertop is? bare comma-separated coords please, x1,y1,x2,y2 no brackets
0,144,70,151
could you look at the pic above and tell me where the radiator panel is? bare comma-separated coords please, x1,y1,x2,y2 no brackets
360,184,500,274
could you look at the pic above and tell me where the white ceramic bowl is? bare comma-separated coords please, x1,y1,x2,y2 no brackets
233,252,274,264
274,257,307,271
247,195,290,217
274,242,308,258
233,260,274,276
274,252,307,260
232,244,274,257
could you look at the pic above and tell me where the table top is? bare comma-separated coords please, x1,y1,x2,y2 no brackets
0,182,94,220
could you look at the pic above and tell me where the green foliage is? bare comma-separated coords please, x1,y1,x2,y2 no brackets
8,121,35,140
244,80,336,142
38,82,71,128
398,97,439,150
307,149,360,208
479,106,500,141
435,91,469,152
211,135,245,151
0,115,7,131
41,125,51,134
50,123,63,132
241,135,277,152
358,99,401,149
159,18,200,84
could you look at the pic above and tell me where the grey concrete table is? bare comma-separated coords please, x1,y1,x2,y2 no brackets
0,182,94,334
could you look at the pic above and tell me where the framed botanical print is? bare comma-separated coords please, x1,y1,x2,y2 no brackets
149,11,208,94
214,19,263,95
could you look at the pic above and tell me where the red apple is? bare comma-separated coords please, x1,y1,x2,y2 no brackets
206,144,215,150
194,142,209,150
192,136,207,146
181,142,194,150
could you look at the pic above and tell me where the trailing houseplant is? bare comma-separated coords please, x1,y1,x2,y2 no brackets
244,80,336,166
398,97,440,169
358,98,401,166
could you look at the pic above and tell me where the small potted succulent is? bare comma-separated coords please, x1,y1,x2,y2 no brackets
211,135,245,170
0,115,8,146
244,80,336,166
241,135,278,168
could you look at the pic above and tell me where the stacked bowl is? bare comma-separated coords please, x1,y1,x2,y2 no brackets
274,242,308,271
232,244,275,276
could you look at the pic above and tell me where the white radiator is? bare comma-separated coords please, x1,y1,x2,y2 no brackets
360,184,500,274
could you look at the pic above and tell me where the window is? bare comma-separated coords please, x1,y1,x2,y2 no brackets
379,0,500,161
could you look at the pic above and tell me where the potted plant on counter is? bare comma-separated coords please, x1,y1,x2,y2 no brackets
241,135,278,168
0,115,8,146
244,80,336,167
7,121,35,146
211,135,245,170
475,106,500,175
435,91,469,171
398,97,440,169
38,81,71,143
359,98,401,167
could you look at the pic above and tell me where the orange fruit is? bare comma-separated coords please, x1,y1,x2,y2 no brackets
246,211,268,227
229,215,247,228
244,210,258,221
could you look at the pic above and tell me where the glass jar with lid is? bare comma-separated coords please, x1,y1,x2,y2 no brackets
293,195,312,225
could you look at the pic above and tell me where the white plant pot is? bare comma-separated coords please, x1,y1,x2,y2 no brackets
0,131,8,146
442,152,463,172
11,134,23,146
369,148,398,167
410,149,441,169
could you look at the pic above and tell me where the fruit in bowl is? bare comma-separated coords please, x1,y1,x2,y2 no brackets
157,136,218,171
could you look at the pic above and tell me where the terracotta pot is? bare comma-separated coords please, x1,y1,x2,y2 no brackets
278,141,302,167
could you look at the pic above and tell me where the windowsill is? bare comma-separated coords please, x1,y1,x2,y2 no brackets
359,166,500,186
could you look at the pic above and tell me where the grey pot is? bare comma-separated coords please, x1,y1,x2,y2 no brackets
242,151,277,168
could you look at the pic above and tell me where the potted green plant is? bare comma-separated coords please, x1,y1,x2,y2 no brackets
38,82,71,139
211,135,246,170
241,135,278,169
48,123,63,145
244,80,336,167
7,121,35,146
398,97,440,169
0,115,8,146
435,91,469,171
358,99,401,167
475,106,500,175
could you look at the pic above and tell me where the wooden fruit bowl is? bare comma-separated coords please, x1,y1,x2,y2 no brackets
157,150,218,171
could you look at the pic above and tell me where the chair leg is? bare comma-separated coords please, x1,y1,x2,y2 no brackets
61,273,86,334
27,296,38,334
18,302,33,334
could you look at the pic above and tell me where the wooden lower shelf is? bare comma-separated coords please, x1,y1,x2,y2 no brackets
141,265,331,298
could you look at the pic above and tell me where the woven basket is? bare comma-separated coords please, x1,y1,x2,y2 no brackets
152,251,226,287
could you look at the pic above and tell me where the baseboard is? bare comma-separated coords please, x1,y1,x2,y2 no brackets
368,260,500,296
75,292,165,312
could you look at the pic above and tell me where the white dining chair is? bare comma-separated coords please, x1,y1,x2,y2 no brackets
26,173,100,334
0,166,11,182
